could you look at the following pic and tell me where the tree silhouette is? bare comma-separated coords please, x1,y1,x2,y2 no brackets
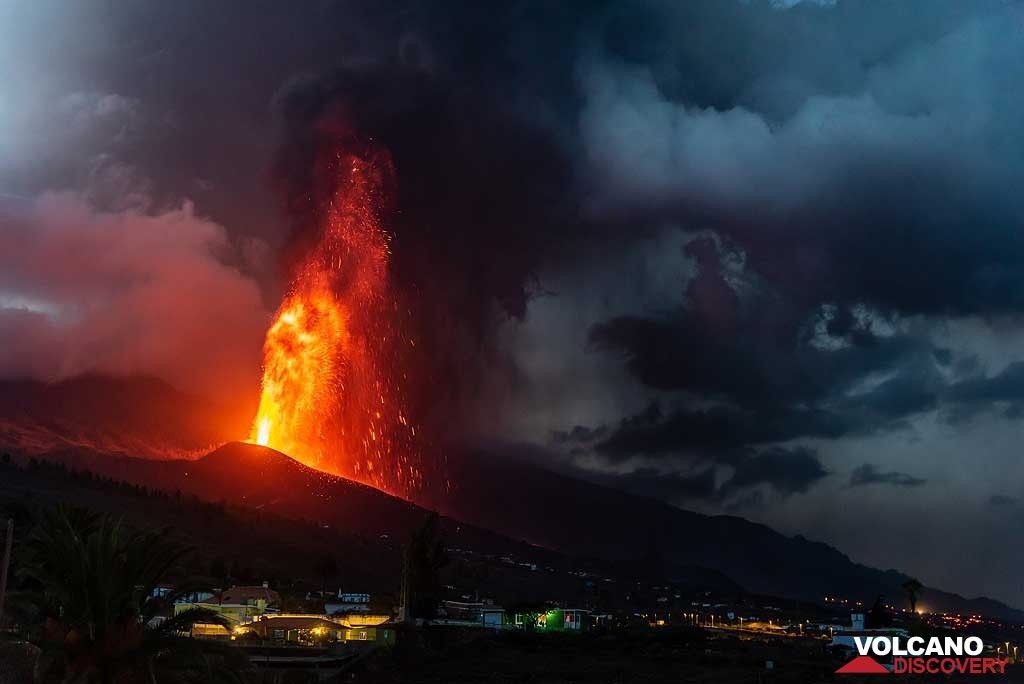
209,556,227,583
902,578,923,614
866,595,892,628
401,513,448,621
641,528,665,581
315,555,339,596
19,506,239,683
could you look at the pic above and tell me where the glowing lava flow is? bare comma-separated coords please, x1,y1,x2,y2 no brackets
249,144,421,496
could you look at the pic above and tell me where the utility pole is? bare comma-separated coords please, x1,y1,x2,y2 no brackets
0,518,12,628
398,545,410,624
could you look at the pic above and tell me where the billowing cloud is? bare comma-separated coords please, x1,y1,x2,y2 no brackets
0,193,268,399
722,446,829,497
848,463,926,489
578,1,1024,319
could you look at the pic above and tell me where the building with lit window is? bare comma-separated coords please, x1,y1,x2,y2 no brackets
175,583,281,637
241,613,394,645
514,608,590,632
436,600,508,628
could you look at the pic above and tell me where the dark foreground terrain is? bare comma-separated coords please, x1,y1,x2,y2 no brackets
5,628,1024,684
349,628,1024,684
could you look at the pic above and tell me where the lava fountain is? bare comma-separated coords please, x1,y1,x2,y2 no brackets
249,140,421,496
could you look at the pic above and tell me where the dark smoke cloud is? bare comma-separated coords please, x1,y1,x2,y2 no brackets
482,438,828,510
0,0,586,422
848,463,926,489
580,0,1024,319
265,60,586,441
720,447,828,498
5,0,1024,407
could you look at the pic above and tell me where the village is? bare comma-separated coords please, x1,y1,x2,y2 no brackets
151,575,1024,678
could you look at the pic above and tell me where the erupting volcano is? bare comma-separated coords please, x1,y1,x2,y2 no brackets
248,139,421,497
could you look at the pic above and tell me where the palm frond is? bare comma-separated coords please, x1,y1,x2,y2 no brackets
141,577,219,624
152,607,232,639
17,505,242,683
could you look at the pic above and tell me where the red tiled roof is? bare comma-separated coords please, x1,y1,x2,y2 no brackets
218,585,281,606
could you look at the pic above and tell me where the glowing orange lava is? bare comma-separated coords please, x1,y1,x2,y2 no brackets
251,282,346,454
249,144,421,496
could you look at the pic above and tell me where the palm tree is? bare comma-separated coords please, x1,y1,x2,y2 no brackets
902,578,923,615
20,506,242,683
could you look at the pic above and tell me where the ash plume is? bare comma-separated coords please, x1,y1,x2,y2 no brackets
0,193,267,401
267,65,578,443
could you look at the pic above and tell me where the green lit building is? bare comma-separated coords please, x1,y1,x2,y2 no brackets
514,608,590,633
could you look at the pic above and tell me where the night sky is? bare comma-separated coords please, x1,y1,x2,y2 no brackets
1,0,1023,606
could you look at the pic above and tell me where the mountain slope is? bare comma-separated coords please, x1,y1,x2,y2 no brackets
42,440,1024,622
17,442,740,601
0,374,250,457
439,452,1023,621
0,375,1017,621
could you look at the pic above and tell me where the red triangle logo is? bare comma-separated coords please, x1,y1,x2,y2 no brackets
836,655,890,674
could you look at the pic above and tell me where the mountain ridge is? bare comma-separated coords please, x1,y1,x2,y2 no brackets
0,375,1018,621
439,451,1022,620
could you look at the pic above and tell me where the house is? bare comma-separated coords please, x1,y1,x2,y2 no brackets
432,602,507,626
325,592,371,614
481,605,506,628
436,600,508,629
176,582,282,638
515,608,590,632
830,612,907,669
218,583,281,608
175,590,216,604
242,612,394,645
